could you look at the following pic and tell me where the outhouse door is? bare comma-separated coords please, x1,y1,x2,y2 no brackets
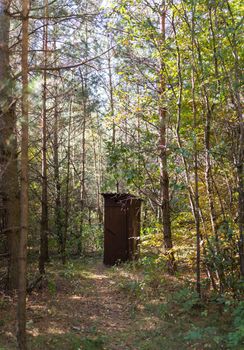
104,204,128,265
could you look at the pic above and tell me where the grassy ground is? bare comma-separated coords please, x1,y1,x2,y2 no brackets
0,257,242,350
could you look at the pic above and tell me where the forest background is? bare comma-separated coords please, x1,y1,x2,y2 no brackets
0,0,243,349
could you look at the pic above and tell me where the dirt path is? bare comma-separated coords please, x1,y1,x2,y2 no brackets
0,260,142,350
0,259,232,350
86,263,133,334
55,262,135,344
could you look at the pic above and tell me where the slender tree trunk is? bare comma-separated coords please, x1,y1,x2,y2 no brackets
193,29,219,244
17,0,29,347
78,74,87,255
220,2,244,276
77,19,88,253
96,113,103,223
204,109,218,240
91,126,102,223
192,56,201,298
53,92,62,252
190,4,201,296
0,0,20,291
212,174,226,221
39,0,49,274
108,35,115,146
107,36,119,193
208,5,220,91
200,58,225,292
52,40,63,259
62,100,72,264
172,12,196,220
191,14,225,292
233,49,244,277
81,78,86,210
232,43,244,279
223,1,244,277
158,3,174,271
238,119,244,277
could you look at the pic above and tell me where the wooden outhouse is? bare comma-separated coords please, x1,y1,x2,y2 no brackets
102,193,142,265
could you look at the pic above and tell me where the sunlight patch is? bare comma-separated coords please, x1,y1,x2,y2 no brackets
28,328,40,337
69,295,82,300
47,327,65,335
89,273,109,280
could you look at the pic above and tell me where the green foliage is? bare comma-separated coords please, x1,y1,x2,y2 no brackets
203,226,240,293
118,279,146,299
103,140,145,192
144,301,169,320
185,327,204,341
47,279,57,295
226,301,244,348
184,301,244,349
80,336,105,350
67,222,103,257
185,325,222,347
61,262,78,279
30,332,82,350
172,288,201,312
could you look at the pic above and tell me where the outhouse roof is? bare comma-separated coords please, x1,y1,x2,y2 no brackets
101,193,142,201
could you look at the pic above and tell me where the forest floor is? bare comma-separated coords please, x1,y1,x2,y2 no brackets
0,257,239,350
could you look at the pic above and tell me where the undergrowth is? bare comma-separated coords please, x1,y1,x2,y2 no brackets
112,251,244,350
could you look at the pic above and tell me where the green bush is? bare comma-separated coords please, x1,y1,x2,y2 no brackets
226,301,244,348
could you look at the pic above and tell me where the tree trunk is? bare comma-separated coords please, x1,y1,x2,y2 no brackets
108,35,115,146
39,0,49,274
17,0,29,347
53,92,62,259
62,100,72,264
91,125,102,224
204,110,218,240
172,13,196,223
107,35,119,193
220,2,244,277
190,11,201,295
0,0,20,291
223,2,244,278
158,3,174,271
78,73,87,255
238,117,244,277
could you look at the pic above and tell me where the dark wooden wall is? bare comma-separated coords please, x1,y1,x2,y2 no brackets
102,194,141,265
